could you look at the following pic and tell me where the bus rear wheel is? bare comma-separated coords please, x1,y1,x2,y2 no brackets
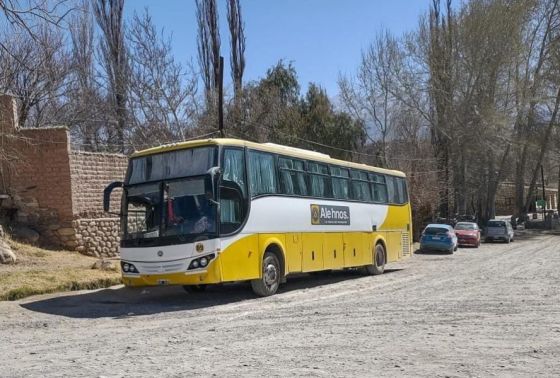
362,243,386,275
251,252,281,297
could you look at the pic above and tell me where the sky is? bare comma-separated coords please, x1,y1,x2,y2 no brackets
124,0,430,98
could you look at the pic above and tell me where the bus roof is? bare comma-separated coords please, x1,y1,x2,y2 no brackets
131,138,406,177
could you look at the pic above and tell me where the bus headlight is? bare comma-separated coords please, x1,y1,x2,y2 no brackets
121,261,139,274
188,254,215,270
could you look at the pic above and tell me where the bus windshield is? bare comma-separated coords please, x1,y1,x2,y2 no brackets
124,178,217,241
127,146,215,185
123,146,218,243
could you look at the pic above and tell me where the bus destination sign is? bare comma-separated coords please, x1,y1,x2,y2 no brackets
310,204,350,225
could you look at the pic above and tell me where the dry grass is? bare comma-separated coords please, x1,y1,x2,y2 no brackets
0,240,121,301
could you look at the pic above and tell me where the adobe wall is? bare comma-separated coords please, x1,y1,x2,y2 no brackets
2,126,76,247
0,94,128,256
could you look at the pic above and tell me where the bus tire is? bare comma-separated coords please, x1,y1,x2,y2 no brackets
183,284,207,293
251,252,281,297
363,243,386,276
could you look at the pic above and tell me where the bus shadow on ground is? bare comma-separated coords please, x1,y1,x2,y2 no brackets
20,268,402,319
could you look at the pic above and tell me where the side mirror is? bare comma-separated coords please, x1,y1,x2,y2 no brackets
104,181,123,213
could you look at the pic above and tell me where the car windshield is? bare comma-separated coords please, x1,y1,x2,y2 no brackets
487,221,505,228
455,223,477,230
424,227,449,235
124,178,216,241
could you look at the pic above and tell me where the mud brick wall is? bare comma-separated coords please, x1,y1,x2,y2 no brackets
3,127,76,247
1,94,129,256
70,151,127,216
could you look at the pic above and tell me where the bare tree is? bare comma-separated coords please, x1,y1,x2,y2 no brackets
0,22,69,127
339,30,400,167
58,0,101,150
196,0,220,110
227,0,245,98
93,0,128,153
127,9,198,149
512,0,559,216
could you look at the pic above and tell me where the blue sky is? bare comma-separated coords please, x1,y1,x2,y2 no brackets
124,0,429,97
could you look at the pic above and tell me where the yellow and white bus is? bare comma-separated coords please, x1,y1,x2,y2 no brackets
104,138,412,296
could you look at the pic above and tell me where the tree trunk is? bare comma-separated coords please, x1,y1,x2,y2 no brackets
523,86,560,212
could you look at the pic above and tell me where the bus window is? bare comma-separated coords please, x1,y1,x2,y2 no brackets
397,177,408,204
222,148,246,196
248,151,277,197
308,162,331,198
331,166,350,199
369,173,388,203
221,148,247,234
279,157,308,196
351,170,372,202
386,176,397,203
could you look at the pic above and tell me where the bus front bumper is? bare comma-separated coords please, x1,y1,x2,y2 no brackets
121,257,223,287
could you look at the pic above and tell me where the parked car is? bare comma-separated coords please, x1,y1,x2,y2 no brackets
454,222,481,248
420,224,458,254
485,219,515,243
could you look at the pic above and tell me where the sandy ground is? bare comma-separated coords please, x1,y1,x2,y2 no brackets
1,231,559,377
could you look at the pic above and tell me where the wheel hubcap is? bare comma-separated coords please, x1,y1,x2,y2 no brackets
264,263,278,287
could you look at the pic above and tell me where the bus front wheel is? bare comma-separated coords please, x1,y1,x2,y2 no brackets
251,252,281,297
362,243,386,276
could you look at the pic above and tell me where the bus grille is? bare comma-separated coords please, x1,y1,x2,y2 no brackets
401,232,410,256
138,261,187,274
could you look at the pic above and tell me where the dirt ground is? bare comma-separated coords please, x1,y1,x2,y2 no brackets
1,230,559,377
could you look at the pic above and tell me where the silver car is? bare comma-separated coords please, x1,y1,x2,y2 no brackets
485,219,515,243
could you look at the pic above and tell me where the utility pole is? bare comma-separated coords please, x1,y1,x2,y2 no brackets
541,164,546,219
218,56,225,138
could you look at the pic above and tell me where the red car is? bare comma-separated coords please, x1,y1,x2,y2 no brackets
454,222,481,247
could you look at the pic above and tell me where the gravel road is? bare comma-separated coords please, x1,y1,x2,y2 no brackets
1,231,559,377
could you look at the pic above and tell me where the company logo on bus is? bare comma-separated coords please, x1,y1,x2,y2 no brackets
310,204,350,225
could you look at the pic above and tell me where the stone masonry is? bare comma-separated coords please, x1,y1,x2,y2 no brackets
0,94,128,257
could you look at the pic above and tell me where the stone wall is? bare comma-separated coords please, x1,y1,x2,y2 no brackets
73,218,121,257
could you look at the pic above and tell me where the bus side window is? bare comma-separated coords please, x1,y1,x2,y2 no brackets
308,162,331,198
248,150,278,197
351,170,372,202
399,178,409,203
222,148,246,196
369,173,388,203
221,148,247,233
385,176,396,204
331,166,350,199
279,157,307,196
